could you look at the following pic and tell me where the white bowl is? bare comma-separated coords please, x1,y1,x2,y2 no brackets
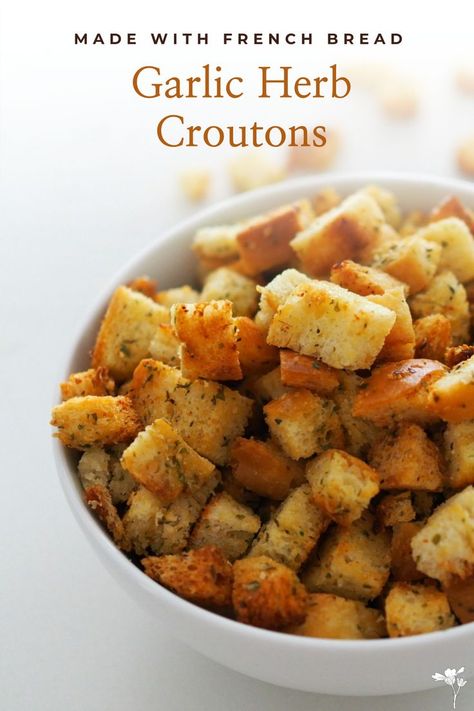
53,173,474,696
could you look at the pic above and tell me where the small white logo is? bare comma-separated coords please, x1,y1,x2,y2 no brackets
432,668,467,708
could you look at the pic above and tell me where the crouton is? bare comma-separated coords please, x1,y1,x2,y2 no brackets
385,583,455,637
391,522,425,581
51,395,141,449
444,344,474,369
250,367,291,403
445,421,474,488
92,286,170,382
367,287,415,362
430,356,474,422
306,449,380,526
142,546,233,608
353,359,447,427
371,236,441,294
193,224,240,263
312,187,342,216
60,367,115,400
412,491,437,519
330,259,406,296
264,389,344,460
189,492,260,560
249,484,329,570
399,210,428,237
444,577,474,623
128,359,183,425
430,195,474,234
84,484,129,550
368,424,444,491
409,270,470,344
267,281,396,371
232,555,307,629
290,192,385,276
107,445,137,504
332,372,384,458
171,300,242,381
415,218,474,283
234,317,279,376
255,268,312,331
78,447,110,490
155,285,200,308
121,418,215,503
279,350,340,396
413,315,452,362
230,437,304,500
127,275,158,298
376,492,416,528
288,593,386,639
201,268,258,317
411,487,474,585
359,185,402,229
302,513,391,601
148,324,180,367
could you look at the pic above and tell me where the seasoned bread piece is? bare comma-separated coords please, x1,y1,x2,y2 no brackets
376,492,416,528
368,424,444,491
155,285,200,308
399,210,428,237
189,492,260,560
148,324,180,367
107,445,137,504
409,270,470,344
250,366,291,403
78,447,110,489
264,389,343,460
255,268,312,331
429,356,474,422
444,421,474,488
171,300,242,381
121,418,215,503
430,195,474,234
230,437,303,500
51,395,141,449
267,281,396,370
290,192,385,275
129,359,183,424
411,487,474,585
302,513,391,601
330,259,406,296
127,275,157,298
352,359,447,426
306,449,380,526
371,236,441,294
360,185,402,228
192,224,240,263
60,368,115,400
249,484,329,570
279,350,340,396
201,268,258,317
332,371,384,458
142,546,233,608
234,317,279,376
391,522,425,582
367,287,415,362
444,577,474,623
413,314,452,362
415,217,474,283
385,583,455,637
84,484,129,550
92,286,170,382
288,593,386,639
444,344,474,369
312,187,342,215
232,555,307,629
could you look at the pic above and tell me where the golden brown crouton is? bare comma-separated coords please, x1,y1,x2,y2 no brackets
411,487,474,585
302,513,391,601
413,314,452,362
429,355,474,422
172,300,242,381
192,224,240,264
128,359,182,425
148,324,180,367
51,395,141,449
332,371,384,458
409,270,470,344
330,259,406,296
121,418,215,503
279,350,340,396
360,185,402,229
288,593,386,639
267,281,396,371
416,218,474,283
444,421,474,488
201,268,258,317
249,484,329,570
312,187,342,216
230,437,303,500
255,268,312,331
84,484,129,550
306,449,380,526
264,389,344,460
189,492,260,561
234,317,279,376
444,344,474,369
368,424,444,491
155,285,200,308
376,492,416,528
127,275,158,298
367,287,415,362
390,522,425,582
371,236,441,294
78,447,110,490
352,359,447,427
444,577,474,623
232,555,307,629
399,210,428,237
142,546,233,608
92,286,170,382
430,195,474,234
385,583,455,637
250,367,291,403
107,445,137,504
60,368,115,400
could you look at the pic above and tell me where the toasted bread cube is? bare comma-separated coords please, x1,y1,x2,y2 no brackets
142,546,233,607
129,359,183,425
264,389,343,460
78,447,110,490
148,324,180,367
279,350,340,396
409,270,470,344
376,492,416,528
399,210,428,237
232,555,307,629
430,195,474,234
330,259,406,296
302,513,391,601
352,359,447,427
416,217,474,283
234,317,279,376
445,421,474,488
230,437,303,500
84,484,129,550
385,583,455,637
193,224,240,263
155,285,200,308
445,344,474,369
444,577,474,623
360,185,402,229
430,355,474,422
391,522,425,581
367,287,415,361
249,484,329,570
201,268,258,317
288,593,386,639
267,281,396,370
60,368,115,400
371,236,441,294
51,395,141,449
172,300,242,381
306,449,379,526
411,487,474,585
312,187,342,216
290,192,385,276
250,367,291,403
332,372,384,458
413,315,452,362
189,492,260,560
127,275,158,298
92,286,170,382
107,445,137,504
255,268,313,331
412,491,437,519
121,419,215,503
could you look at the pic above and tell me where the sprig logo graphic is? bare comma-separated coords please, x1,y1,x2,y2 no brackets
432,668,467,708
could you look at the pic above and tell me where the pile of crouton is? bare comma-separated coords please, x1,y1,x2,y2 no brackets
51,186,474,639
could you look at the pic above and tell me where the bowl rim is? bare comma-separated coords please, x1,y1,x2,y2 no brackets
53,170,474,654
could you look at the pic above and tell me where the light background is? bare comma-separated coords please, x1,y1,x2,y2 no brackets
1,1,474,709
